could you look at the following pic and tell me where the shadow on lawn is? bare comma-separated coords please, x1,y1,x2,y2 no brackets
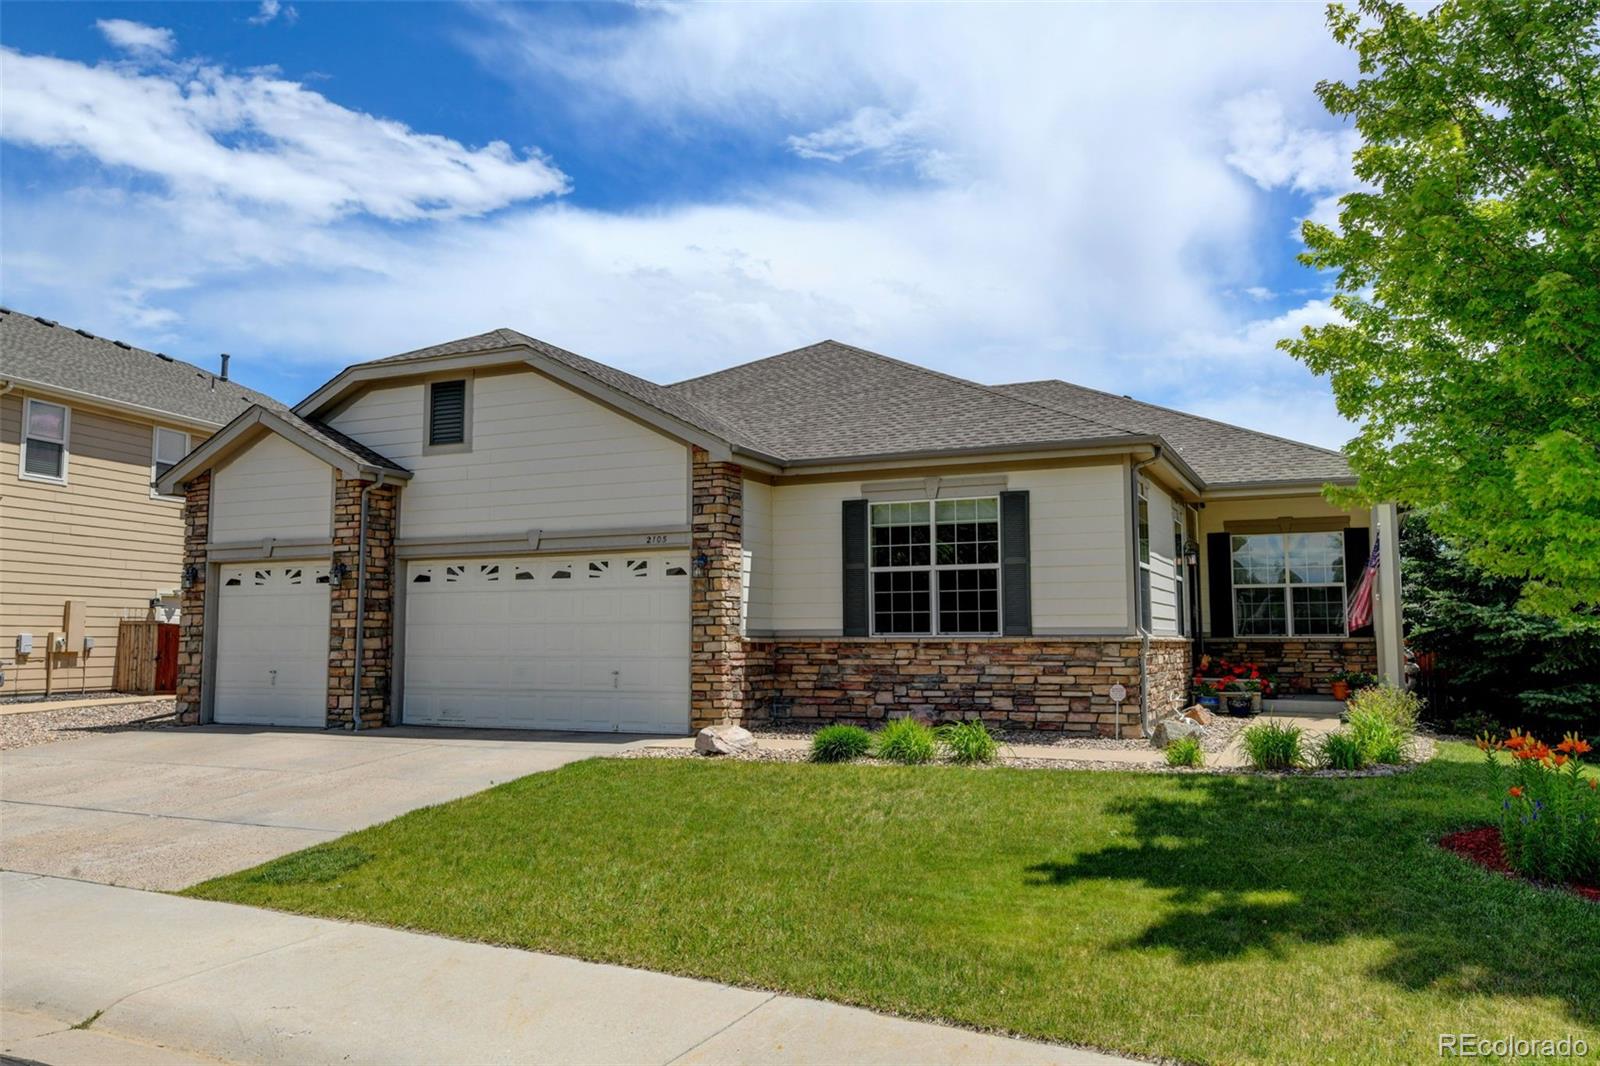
1024,758,1600,1027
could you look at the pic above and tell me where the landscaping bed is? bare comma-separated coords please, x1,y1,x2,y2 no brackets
1440,826,1600,903
189,742,1600,1065
0,698,177,750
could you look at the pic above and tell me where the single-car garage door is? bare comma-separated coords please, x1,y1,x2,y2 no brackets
403,553,690,733
214,563,331,727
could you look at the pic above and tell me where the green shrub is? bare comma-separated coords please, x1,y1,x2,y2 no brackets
873,718,938,764
1346,683,1421,732
1317,730,1367,771
937,720,999,764
1164,736,1204,768
810,724,872,763
1241,721,1304,771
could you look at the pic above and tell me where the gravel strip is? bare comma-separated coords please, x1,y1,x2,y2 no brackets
0,689,122,706
0,699,177,751
615,730,1433,779
744,717,1247,754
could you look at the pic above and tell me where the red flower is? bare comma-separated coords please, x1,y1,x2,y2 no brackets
1509,786,1523,798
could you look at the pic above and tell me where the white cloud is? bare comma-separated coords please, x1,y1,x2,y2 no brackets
0,49,567,222
1,5,1367,448
787,107,955,180
248,0,299,27
94,19,175,56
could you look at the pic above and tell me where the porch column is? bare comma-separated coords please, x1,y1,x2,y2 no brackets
1370,502,1405,687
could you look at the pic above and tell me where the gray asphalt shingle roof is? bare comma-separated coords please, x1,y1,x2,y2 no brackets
0,308,280,427
992,379,1351,487
667,340,1141,462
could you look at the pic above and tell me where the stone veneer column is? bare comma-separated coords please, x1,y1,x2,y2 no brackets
174,471,211,725
327,476,399,729
690,448,748,730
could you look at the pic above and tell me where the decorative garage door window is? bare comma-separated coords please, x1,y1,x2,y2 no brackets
222,565,329,588
869,498,1000,636
1230,532,1347,636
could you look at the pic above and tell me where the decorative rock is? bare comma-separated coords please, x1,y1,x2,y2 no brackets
1152,715,1207,748
1182,703,1214,726
695,724,757,756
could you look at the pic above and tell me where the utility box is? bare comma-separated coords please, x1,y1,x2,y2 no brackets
15,632,32,656
63,599,86,651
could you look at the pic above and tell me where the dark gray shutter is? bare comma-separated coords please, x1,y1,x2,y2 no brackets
1343,526,1372,635
842,499,869,636
429,380,467,446
1000,491,1031,636
1206,532,1233,638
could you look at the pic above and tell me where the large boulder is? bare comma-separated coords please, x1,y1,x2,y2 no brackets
1152,716,1207,748
695,724,757,756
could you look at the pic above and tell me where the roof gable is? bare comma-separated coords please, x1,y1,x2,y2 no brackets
155,405,411,496
0,308,279,427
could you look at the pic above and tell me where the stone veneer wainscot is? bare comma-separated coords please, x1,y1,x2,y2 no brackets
1200,638,1378,695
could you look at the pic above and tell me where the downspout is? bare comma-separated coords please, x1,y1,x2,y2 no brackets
352,469,387,732
1130,448,1162,738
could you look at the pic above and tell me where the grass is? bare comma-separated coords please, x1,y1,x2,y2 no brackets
1241,720,1305,770
809,724,872,763
1163,734,1204,767
871,717,937,764
187,744,1600,1065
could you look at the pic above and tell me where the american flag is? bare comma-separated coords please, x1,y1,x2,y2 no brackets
1347,535,1380,631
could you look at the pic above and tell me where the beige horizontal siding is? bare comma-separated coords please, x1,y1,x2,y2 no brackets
328,368,690,540
211,433,334,542
0,390,198,693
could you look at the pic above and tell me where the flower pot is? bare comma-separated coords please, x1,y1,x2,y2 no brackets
1197,694,1221,712
1224,693,1254,717
1330,681,1350,701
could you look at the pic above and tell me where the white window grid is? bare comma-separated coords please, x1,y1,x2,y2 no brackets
1230,531,1348,637
867,496,1002,636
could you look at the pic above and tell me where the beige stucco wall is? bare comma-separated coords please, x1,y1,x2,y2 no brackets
760,460,1130,636
210,432,334,543
1196,493,1371,634
0,389,201,694
327,367,691,541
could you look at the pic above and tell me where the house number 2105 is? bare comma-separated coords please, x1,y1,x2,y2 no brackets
643,534,669,545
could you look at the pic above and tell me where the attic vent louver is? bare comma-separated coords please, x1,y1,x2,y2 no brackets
428,380,467,446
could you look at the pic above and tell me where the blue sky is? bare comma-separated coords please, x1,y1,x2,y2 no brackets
0,2,1364,446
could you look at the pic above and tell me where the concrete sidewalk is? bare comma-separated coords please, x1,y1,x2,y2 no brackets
0,872,1138,1066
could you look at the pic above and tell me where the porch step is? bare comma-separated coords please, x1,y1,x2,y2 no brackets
1261,696,1346,718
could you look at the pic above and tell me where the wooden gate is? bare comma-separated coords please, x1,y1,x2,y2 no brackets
113,620,180,694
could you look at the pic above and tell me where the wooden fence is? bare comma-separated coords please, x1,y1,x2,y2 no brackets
113,620,179,695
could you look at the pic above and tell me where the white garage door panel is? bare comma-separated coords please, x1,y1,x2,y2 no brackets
403,554,690,733
215,564,330,727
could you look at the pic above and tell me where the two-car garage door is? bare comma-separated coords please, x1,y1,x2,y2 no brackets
401,553,691,733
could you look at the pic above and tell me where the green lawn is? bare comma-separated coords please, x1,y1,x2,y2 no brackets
188,744,1600,1065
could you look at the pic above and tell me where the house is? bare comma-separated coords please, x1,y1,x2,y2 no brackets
0,309,277,695
156,330,1403,737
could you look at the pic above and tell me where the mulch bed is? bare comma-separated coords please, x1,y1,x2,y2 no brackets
1439,826,1600,903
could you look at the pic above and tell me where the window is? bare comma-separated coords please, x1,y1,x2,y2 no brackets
427,379,468,448
869,498,999,635
1136,481,1152,631
1230,531,1346,636
20,399,69,482
152,427,189,498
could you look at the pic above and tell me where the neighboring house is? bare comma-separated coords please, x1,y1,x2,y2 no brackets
158,331,1403,737
0,309,276,695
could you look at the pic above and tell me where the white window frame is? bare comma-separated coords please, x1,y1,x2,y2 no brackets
1230,531,1349,637
151,427,190,500
18,398,70,485
868,495,1002,637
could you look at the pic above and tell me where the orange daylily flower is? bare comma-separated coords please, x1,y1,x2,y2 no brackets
1509,786,1524,798
1556,734,1592,755
1552,754,1569,767
1504,733,1528,750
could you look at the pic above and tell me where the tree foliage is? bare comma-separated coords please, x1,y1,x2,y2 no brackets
1284,0,1600,621
1403,510,1600,740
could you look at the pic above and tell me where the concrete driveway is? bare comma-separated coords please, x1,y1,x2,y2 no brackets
0,726,644,890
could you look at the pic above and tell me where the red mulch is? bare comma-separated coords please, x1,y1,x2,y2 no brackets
1439,826,1600,903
